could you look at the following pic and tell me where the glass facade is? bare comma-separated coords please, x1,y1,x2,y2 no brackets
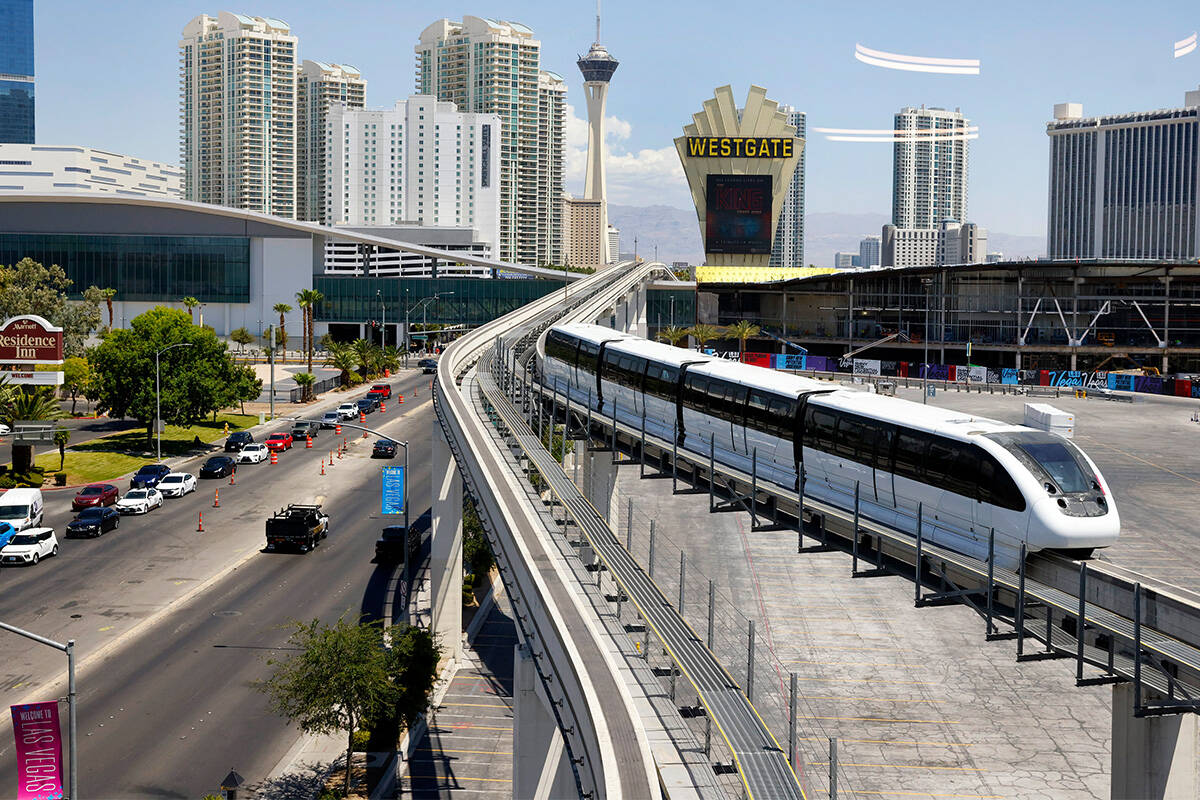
314,276,568,326
0,234,251,302
0,0,34,143
647,288,696,330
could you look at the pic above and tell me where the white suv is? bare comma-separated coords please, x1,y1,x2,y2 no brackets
337,402,358,420
1,527,59,566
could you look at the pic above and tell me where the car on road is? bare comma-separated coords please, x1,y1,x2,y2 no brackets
375,524,417,563
116,488,164,515
290,421,318,441
371,383,392,399
0,423,10,436
264,432,293,451
224,431,254,453
265,503,330,553
0,488,45,530
157,472,197,497
130,464,172,489
419,358,438,374
66,506,120,537
237,443,270,464
356,398,377,415
366,390,387,407
337,402,358,420
0,522,15,550
1,528,59,566
372,439,398,459
199,455,238,478
71,483,119,511
321,411,341,428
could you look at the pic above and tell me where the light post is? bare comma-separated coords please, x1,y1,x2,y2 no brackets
670,295,675,329
1,621,76,800
410,291,454,356
403,288,410,369
921,277,932,405
155,342,194,461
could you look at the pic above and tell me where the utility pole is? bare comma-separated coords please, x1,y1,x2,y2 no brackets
268,324,276,421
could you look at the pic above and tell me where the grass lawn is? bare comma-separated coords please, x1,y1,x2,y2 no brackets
33,413,259,485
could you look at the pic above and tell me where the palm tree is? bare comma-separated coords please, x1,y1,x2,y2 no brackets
724,320,762,362
379,345,401,376
53,429,71,472
351,338,374,379
324,342,359,387
273,303,292,363
8,388,68,473
687,323,724,352
293,372,316,403
181,296,200,321
296,288,324,376
100,288,117,330
656,325,690,348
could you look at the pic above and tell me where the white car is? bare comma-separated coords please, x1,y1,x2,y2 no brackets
0,423,10,436
1,528,59,566
116,488,164,515
337,402,358,420
237,443,270,464
158,472,197,498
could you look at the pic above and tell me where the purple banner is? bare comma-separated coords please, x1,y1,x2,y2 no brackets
11,702,64,800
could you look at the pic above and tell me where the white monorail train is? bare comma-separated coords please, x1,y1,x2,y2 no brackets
540,322,1119,568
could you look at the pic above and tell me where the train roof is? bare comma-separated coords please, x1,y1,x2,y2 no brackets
552,322,631,346
606,336,713,368
689,357,828,396
813,388,1024,438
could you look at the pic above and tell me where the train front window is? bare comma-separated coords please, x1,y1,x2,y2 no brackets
988,432,1092,494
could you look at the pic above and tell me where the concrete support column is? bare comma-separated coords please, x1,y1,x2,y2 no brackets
513,643,576,800
582,446,618,528
431,428,463,665
633,285,648,338
1111,683,1200,799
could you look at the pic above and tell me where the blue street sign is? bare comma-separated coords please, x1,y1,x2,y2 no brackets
381,466,405,515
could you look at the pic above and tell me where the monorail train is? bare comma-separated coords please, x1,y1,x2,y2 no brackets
539,322,1119,568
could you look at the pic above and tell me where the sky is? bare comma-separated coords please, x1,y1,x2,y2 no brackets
31,0,1200,237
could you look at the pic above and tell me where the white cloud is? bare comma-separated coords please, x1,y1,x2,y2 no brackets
563,104,690,208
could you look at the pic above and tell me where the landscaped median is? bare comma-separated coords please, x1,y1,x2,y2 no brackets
30,413,258,486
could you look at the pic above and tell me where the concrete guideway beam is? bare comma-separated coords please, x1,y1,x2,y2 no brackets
1112,683,1200,799
514,643,577,799
431,427,464,665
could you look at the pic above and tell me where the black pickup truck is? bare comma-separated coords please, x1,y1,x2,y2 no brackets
265,504,330,553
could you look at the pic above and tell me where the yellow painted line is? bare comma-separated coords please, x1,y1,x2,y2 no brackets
173,580,185,585
796,737,972,747
414,747,514,755
98,626,113,632
438,702,512,709
792,676,937,686
810,761,985,772
404,775,512,784
854,791,1001,799
795,715,958,724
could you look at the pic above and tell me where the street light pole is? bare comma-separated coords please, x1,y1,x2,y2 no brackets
378,289,386,349
155,342,194,461
403,288,410,369
268,325,275,422
1,621,77,800
921,277,932,405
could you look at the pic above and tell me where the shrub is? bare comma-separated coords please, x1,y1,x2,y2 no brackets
351,728,371,752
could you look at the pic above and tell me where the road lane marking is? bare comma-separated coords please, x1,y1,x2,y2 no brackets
794,715,958,724
438,702,512,709
810,761,985,772
414,747,514,755
98,626,113,632
796,737,972,747
792,676,937,686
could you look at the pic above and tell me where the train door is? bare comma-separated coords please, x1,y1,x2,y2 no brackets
832,414,874,505
926,437,981,556
871,421,896,508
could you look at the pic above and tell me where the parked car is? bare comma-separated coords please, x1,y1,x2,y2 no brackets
370,383,392,399
130,464,171,489
0,488,45,530
372,439,398,459
264,432,294,451
72,483,119,511
158,472,197,497
419,358,438,374
116,488,164,515
225,431,254,452
321,411,341,428
237,443,270,464
66,506,120,537
199,455,237,479
0,423,11,436
337,402,358,420
375,524,418,563
290,421,318,441
1,528,59,566
356,398,377,415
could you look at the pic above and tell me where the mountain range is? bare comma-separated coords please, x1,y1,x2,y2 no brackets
607,204,1045,268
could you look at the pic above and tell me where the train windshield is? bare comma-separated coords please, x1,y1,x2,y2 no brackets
986,432,1093,493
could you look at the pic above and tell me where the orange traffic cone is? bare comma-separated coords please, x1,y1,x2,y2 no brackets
197,512,204,532
213,489,220,508
399,394,404,404
321,460,325,475
380,401,386,413
306,435,313,449
362,427,369,439
229,469,236,485
359,411,366,424
270,450,279,465
335,423,342,435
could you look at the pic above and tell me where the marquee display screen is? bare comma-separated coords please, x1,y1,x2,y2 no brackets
705,174,772,254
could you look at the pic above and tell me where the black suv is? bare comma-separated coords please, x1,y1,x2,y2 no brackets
225,431,253,452
356,397,377,415
372,439,397,458
418,358,438,374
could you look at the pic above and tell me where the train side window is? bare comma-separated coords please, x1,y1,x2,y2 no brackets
871,423,895,471
807,407,837,452
978,452,1026,511
925,437,958,489
747,390,771,435
893,431,927,481
834,415,862,459
578,342,599,374
945,442,978,498
684,374,708,411
767,397,794,438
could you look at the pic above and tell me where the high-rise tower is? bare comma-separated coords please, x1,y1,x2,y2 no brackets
0,0,35,143
577,3,618,263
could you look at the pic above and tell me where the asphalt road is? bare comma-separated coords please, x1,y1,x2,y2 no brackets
0,370,436,797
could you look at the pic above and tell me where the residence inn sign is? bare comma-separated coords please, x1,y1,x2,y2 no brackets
0,315,64,365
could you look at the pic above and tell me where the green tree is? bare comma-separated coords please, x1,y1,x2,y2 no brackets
181,296,200,321
0,258,103,357
60,356,90,416
229,327,253,353
324,342,359,387
7,388,68,473
724,320,762,362
462,496,494,585
260,617,440,796
379,345,401,376
687,323,724,350
656,325,690,348
273,303,292,363
296,288,324,376
88,306,260,447
351,338,374,379
100,287,117,330
53,428,71,472
293,372,316,403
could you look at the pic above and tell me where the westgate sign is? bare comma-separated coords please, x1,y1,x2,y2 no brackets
685,136,795,159
0,316,63,365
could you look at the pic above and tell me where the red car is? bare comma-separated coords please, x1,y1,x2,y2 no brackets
370,383,392,399
264,432,293,451
72,483,119,511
